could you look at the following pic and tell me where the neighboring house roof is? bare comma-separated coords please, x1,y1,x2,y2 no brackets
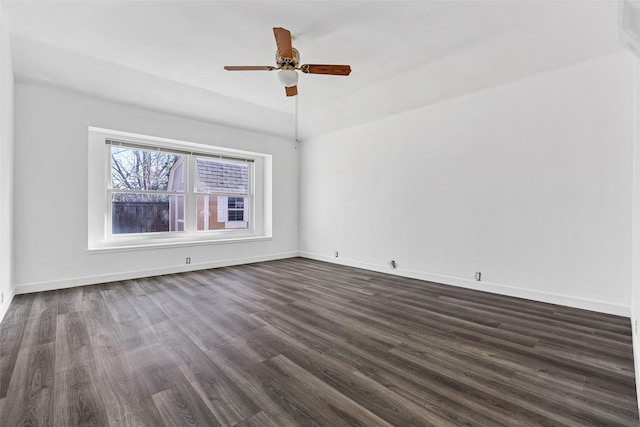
196,159,248,194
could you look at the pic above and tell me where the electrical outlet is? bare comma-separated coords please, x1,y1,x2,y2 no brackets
475,272,482,281
186,257,191,265
334,251,339,258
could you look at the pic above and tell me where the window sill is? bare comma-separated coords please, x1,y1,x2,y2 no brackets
88,234,272,253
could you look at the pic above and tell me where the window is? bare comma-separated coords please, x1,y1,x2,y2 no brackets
228,197,245,221
107,140,253,237
193,157,250,231
109,145,184,234
88,127,271,250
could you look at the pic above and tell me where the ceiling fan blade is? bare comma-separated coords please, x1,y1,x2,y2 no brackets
301,64,351,76
224,66,275,71
273,27,293,58
285,85,298,97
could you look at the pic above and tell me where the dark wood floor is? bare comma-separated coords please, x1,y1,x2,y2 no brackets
0,258,637,426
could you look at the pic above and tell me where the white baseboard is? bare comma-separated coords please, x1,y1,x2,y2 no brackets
12,250,630,317
299,252,630,317
0,286,16,324
14,251,299,295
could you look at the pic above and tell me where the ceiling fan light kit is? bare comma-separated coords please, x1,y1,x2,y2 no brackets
224,27,351,97
277,70,298,87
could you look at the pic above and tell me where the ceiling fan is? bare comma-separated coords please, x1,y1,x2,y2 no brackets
224,27,351,97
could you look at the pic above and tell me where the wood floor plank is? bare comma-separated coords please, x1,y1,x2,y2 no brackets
53,311,110,426
235,410,292,427
0,342,55,427
1,257,637,426
57,287,83,315
204,345,302,427
151,381,222,427
152,317,261,425
255,354,395,427
85,291,165,427
0,294,35,399
26,291,58,345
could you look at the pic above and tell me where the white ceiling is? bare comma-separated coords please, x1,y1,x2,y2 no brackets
3,0,626,140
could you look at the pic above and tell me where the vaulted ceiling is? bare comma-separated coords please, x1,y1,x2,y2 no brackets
3,1,625,140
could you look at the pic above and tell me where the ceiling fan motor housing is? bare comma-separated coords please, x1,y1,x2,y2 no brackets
276,48,300,70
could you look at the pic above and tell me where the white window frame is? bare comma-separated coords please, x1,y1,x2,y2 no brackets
88,127,271,251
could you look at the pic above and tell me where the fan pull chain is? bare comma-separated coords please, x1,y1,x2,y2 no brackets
294,94,299,149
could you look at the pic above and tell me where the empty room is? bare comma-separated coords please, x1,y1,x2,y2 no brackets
1,0,640,425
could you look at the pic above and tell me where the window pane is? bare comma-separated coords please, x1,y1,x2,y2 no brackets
195,158,249,194
228,210,243,221
112,193,184,234
111,147,182,191
196,195,249,231
228,197,244,209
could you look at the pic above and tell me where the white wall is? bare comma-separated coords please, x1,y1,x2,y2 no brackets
632,57,640,414
300,52,634,316
0,3,15,322
12,82,299,293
